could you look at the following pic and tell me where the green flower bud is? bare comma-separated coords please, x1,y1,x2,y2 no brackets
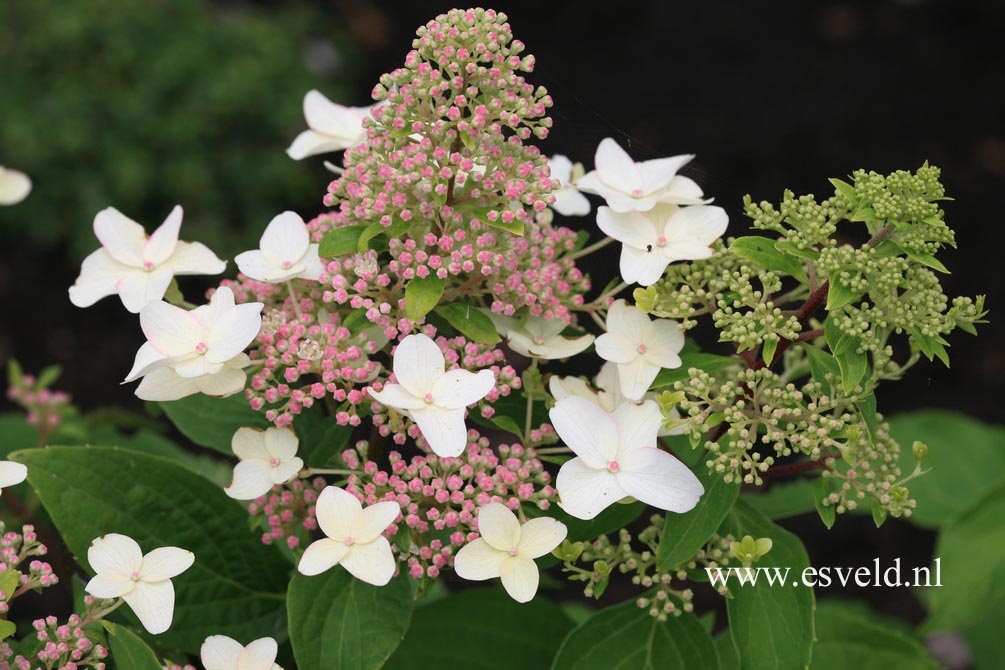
912,441,927,461
729,535,773,563
633,286,658,314
552,539,584,562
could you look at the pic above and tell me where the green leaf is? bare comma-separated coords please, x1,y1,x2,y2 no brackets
870,497,887,527
160,394,270,455
435,304,501,344
296,407,355,467
657,467,739,570
714,632,741,670
87,427,232,487
106,623,164,670
721,500,815,670
810,600,937,670
385,588,573,670
835,348,868,394
730,236,808,282
551,600,716,670
404,276,445,322
826,277,863,310
0,620,15,641
288,567,414,670
905,250,950,274
13,446,289,653
828,177,857,200
803,345,841,390
0,413,40,459
356,222,387,254
0,571,20,601
813,477,836,529
855,393,879,444
650,353,739,389
741,480,816,520
774,240,820,261
761,338,778,365
888,410,1005,528
320,225,368,257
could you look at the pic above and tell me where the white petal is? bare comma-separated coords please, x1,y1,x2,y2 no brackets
643,319,685,369
499,555,540,603
516,517,567,559
286,130,353,160
297,538,348,576
201,635,244,670
548,155,573,182
235,249,282,283
117,267,175,314
205,303,263,363
615,357,657,402
593,138,642,195
595,361,620,396
392,334,445,398
619,244,671,287
295,244,325,282
431,368,494,409
507,332,594,360
0,167,32,205
264,427,299,461
144,205,183,266
602,187,659,214
664,205,729,259
194,366,248,397
88,533,142,576
239,638,280,670
232,427,268,461
555,457,628,520
303,90,366,139
340,536,396,586
140,301,203,356
134,368,200,401
410,406,468,457
548,396,618,468
475,503,521,551
367,383,425,411
124,342,169,382
168,241,227,276
596,207,657,249
605,299,651,342
552,188,591,217
453,538,507,581
140,547,194,582
638,154,692,194
123,580,175,635
225,460,275,500
259,212,310,268
612,401,663,455
617,447,704,513
269,458,304,485
93,207,146,267
85,572,135,599
315,486,362,540
69,249,126,308
351,501,401,544
658,175,707,205
548,375,598,405
0,461,28,489
594,333,638,365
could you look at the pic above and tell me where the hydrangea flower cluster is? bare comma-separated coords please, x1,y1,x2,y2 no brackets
0,523,59,597
5,364,72,432
26,609,109,670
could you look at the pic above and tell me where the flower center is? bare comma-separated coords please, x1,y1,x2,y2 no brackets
656,235,667,247
508,547,519,556
423,392,434,403
281,260,293,269
631,188,644,197
533,335,545,344
143,261,155,271
343,536,354,546
637,344,647,354
607,460,620,473
269,457,279,466
130,571,141,582
195,342,207,353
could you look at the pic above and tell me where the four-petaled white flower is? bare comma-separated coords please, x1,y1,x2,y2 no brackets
0,460,28,494
298,486,400,586
69,206,226,313
84,533,194,635
286,90,371,160
225,427,304,500
367,333,495,457
550,397,703,520
547,154,591,217
201,635,283,670
576,138,706,213
0,165,32,205
124,286,263,401
597,204,728,286
487,312,594,360
454,503,567,603
594,300,684,401
235,211,324,283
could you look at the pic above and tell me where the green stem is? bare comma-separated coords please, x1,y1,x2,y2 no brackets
287,281,302,320
567,235,615,261
524,358,539,443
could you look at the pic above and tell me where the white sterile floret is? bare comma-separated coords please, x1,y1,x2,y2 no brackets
547,154,591,216
69,206,226,313
550,397,704,520
84,533,194,635
286,90,371,160
298,486,401,586
0,460,28,494
453,503,567,603
367,333,495,457
487,312,594,360
597,203,728,286
225,427,304,501
576,138,707,213
234,211,324,283
200,635,284,670
593,300,684,401
0,165,32,205
124,286,263,401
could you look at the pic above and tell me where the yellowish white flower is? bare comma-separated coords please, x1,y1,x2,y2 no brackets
286,90,371,160
0,461,28,494
69,206,226,313
235,211,324,283
0,166,31,205
298,486,400,586
84,533,194,635
225,427,304,500
201,635,283,670
594,300,684,401
547,154,591,216
487,312,594,360
454,503,567,603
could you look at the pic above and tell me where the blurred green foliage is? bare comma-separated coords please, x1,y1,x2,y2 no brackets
0,0,356,260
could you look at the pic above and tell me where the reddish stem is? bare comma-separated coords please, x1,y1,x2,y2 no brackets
763,458,827,478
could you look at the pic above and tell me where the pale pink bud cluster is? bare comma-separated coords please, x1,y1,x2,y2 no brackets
0,524,57,595
6,375,70,429
26,613,107,670
340,431,556,580
248,477,327,548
